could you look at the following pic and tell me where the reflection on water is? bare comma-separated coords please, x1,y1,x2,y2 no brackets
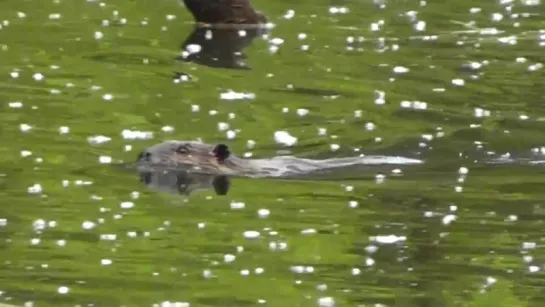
139,167,231,196
177,25,269,70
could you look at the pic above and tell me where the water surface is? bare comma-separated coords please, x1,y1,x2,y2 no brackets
1,0,545,306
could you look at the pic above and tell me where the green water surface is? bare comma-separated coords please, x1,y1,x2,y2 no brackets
1,0,545,306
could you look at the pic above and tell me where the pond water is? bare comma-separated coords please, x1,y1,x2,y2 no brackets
1,0,545,306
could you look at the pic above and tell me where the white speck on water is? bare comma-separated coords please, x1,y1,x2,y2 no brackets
474,108,491,118
330,144,340,152
203,269,213,279
528,63,543,71
10,71,19,78
166,14,176,20
317,297,335,307
100,234,117,241
224,254,236,263
415,20,426,31
220,90,255,101
459,167,469,175
161,126,174,132
301,228,316,235
191,105,200,112
529,265,540,273
87,135,111,144
365,122,376,131
244,230,260,239
20,123,32,132
365,258,375,266
17,12,26,18
21,150,32,157
298,33,307,40
239,269,250,276
258,209,270,218
56,239,66,247
57,286,69,294
32,219,46,231
284,9,295,19
205,30,213,40
49,13,61,20
121,129,153,140
455,186,463,192
296,108,309,116
82,221,96,230
226,130,236,139
522,242,536,249
351,268,361,275
0,218,7,227
348,200,358,208
209,110,218,116
318,127,327,136
371,235,406,244
198,222,206,229
30,238,40,245
375,90,386,105
246,140,256,149
274,131,297,146
269,38,284,45
450,205,457,212
120,202,134,209
186,44,202,54
316,284,328,291
442,214,457,225
507,215,518,221
394,66,409,74
255,267,264,274
452,79,465,86
58,126,69,134
470,7,482,13
99,156,112,164
102,93,113,101
101,259,112,266
491,13,503,22
94,31,104,40
238,30,246,37
218,122,229,131
28,184,42,194
230,201,245,210
9,101,23,108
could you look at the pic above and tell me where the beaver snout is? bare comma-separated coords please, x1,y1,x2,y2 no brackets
137,151,152,162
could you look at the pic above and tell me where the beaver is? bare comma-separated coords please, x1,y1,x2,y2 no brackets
136,141,423,179
181,0,268,25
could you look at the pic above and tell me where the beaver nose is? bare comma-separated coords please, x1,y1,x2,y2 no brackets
137,151,152,162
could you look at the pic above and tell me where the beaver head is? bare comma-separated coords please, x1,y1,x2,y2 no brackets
136,141,238,175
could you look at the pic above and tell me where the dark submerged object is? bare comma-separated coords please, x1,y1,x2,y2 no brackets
181,0,268,24
177,25,269,70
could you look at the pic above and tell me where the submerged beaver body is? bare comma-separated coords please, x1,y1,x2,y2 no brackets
136,140,424,179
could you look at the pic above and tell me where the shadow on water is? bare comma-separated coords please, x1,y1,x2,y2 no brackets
139,167,232,196
176,25,269,70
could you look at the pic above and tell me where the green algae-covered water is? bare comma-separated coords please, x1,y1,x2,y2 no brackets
2,0,545,306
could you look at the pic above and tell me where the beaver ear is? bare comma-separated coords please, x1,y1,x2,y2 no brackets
213,144,231,161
